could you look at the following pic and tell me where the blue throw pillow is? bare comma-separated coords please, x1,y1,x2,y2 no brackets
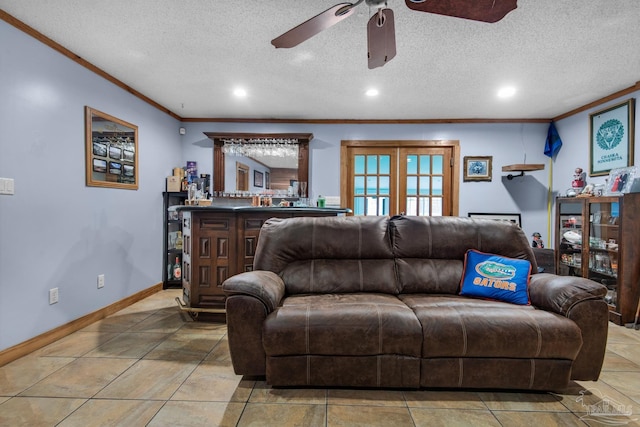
459,249,531,305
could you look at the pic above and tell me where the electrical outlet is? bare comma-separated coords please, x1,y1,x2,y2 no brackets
49,288,59,304
0,177,14,195
97,274,105,289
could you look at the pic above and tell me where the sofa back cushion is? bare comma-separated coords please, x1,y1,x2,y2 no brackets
390,216,537,294
254,216,398,295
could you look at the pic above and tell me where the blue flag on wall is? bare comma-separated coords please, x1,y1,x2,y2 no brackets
544,121,563,158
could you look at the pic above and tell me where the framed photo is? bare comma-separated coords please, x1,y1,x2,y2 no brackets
265,171,271,189
605,166,637,196
108,145,122,160
123,149,135,162
85,106,138,190
254,170,263,188
109,161,122,175
92,141,107,157
123,164,135,177
468,212,521,227
463,156,492,181
92,158,107,173
589,98,635,176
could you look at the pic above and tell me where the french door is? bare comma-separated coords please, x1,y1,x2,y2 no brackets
341,141,459,217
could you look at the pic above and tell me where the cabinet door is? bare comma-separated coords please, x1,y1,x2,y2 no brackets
587,199,620,311
189,213,236,308
556,198,586,277
163,192,187,288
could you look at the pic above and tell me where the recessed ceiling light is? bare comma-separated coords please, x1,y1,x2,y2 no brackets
497,86,516,98
233,88,247,97
366,88,379,97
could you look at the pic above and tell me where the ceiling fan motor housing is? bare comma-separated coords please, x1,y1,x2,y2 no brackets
365,0,388,7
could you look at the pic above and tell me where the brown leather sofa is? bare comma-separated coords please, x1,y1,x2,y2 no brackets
222,215,609,391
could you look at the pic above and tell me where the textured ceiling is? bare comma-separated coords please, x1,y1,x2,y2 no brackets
1,0,639,120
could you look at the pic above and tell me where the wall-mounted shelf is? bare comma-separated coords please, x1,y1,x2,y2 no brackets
502,164,545,180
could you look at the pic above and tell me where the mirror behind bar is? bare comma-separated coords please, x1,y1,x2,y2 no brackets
205,132,312,195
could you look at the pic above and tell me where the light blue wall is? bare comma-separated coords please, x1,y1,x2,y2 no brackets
181,121,552,240
0,20,181,351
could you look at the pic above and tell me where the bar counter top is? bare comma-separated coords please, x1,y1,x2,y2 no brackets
174,205,351,214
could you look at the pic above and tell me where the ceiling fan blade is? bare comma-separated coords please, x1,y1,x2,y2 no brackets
405,0,517,23
367,8,396,69
271,3,356,48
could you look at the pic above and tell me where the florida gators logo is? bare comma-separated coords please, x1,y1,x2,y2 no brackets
475,261,516,280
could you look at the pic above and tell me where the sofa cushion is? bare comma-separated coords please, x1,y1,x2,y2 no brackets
396,258,464,295
254,216,399,295
399,295,583,360
459,249,531,305
390,216,538,295
281,259,398,294
263,293,422,357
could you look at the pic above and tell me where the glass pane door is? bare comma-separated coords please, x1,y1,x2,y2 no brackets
557,199,586,277
399,147,450,216
344,143,454,217
588,199,620,306
352,149,396,216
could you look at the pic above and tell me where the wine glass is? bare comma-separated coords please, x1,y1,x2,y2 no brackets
299,181,307,198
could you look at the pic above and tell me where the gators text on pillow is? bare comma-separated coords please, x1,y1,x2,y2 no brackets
459,249,532,305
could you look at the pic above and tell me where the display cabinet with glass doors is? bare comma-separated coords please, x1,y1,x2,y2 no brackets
556,193,640,325
163,191,188,288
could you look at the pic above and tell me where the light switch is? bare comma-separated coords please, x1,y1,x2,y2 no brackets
0,178,15,195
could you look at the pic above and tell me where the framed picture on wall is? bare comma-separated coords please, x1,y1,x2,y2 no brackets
589,98,635,176
85,106,138,190
92,141,107,157
109,161,122,175
108,145,122,160
468,212,522,227
254,170,263,188
463,156,493,181
123,164,135,177
92,158,107,173
265,171,270,189
123,149,135,162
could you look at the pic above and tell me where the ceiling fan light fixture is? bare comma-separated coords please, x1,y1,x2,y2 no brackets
497,86,516,98
233,88,248,98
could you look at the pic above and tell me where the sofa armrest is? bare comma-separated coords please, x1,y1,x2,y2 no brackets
530,273,609,381
529,273,607,315
222,270,285,312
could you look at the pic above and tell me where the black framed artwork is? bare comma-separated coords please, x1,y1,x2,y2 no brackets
254,170,263,188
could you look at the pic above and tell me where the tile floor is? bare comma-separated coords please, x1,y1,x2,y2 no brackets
1,289,640,426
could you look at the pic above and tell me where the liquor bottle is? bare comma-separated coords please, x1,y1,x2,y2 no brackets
173,256,182,280
175,231,183,250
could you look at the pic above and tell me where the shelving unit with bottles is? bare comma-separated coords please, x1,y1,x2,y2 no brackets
556,193,640,325
163,191,188,288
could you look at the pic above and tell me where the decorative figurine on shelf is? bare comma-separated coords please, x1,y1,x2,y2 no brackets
572,167,586,190
531,232,544,248
578,183,595,197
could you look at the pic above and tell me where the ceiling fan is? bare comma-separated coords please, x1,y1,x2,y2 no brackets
271,0,517,69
